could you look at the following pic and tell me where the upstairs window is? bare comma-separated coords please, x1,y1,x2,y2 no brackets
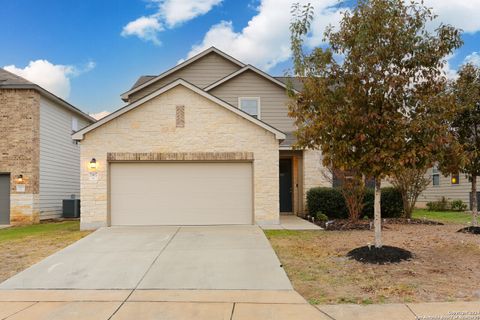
239,97,260,119
71,117,79,132
432,165,440,186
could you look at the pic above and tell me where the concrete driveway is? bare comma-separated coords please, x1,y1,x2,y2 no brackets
0,225,292,290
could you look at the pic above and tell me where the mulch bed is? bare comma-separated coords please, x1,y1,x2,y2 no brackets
457,226,480,235
347,245,413,264
310,218,443,231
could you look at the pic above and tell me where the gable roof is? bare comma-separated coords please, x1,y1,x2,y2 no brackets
73,79,286,141
203,65,300,93
274,77,304,92
131,75,156,89
121,47,245,101
0,68,95,123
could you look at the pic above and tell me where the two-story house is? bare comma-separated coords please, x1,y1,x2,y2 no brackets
73,47,330,229
0,69,95,225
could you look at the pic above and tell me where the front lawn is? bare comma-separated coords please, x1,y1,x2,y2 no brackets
0,221,91,282
266,223,480,305
413,209,473,225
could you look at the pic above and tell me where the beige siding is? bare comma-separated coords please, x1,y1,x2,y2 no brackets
418,168,472,207
39,97,89,219
129,52,241,102
80,85,280,230
209,70,295,133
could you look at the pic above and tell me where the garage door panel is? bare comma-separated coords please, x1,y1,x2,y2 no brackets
110,162,253,225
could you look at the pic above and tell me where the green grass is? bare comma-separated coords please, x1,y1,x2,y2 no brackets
413,209,473,224
0,221,81,242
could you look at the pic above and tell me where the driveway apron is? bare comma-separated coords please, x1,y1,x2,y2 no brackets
0,225,292,290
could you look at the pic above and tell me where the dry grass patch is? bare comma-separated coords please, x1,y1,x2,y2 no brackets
266,224,480,305
0,221,91,282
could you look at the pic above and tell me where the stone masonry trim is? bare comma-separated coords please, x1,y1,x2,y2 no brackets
107,152,254,162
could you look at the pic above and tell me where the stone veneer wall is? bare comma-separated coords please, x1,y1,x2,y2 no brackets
0,89,40,224
303,149,331,211
79,85,280,230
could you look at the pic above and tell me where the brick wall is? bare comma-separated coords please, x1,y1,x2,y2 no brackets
303,149,331,211
0,89,40,224
79,85,280,230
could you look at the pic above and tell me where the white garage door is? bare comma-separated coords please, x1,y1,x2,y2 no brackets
110,162,253,225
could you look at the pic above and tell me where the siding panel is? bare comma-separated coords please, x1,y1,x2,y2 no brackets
39,97,89,218
209,70,295,132
418,168,472,207
129,52,241,102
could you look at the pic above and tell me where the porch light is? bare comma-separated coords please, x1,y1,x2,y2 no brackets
15,175,23,183
89,158,97,171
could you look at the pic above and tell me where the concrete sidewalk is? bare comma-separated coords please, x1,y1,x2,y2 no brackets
0,290,478,319
317,301,480,319
261,215,322,230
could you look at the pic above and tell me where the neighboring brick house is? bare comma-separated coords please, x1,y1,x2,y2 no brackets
73,47,330,229
0,69,95,225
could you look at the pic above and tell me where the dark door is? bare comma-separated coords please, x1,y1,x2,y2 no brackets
279,159,293,212
0,174,10,225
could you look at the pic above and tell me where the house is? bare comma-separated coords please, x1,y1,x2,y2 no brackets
0,69,95,225
73,47,330,229
418,166,479,209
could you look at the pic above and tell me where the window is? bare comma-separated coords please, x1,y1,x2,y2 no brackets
432,165,440,186
239,97,260,118
451,173,460,185
71,117,79,132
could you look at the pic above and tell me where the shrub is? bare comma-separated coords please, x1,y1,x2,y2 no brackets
426,197,450,211
381,187,404,218
307,187,404,219
451,199,467,212
315,212,329,222
362,187,403,218
306,188,348,219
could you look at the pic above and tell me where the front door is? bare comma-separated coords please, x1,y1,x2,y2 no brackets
279,159,293,213
0,174,10,225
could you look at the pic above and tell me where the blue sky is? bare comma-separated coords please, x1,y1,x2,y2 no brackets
1,0,479,117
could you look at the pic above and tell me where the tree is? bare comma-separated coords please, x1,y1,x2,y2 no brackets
290,0,462,247
390,167,431,219
440,64,480,226
324,167,366,221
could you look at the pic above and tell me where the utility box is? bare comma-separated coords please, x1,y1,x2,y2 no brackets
63,199,81,218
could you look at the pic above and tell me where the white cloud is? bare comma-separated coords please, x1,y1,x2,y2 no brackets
443,57,459,80
122,0,222,44
3,60,95,99
90,111,110,120
422,0,480,34
185,0,480,72
441,52,480,80
121,16,163,45
185,0,347,71
464,52,480,67
160,0,223,28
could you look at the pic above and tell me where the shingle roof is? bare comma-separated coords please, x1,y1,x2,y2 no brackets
280,132,297,149
131,75,156,90
0,68,35,86
274,77,304,92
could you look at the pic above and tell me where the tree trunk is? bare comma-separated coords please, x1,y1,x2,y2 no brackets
374,178,382,248
402,193,411,219
472,175,478,227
